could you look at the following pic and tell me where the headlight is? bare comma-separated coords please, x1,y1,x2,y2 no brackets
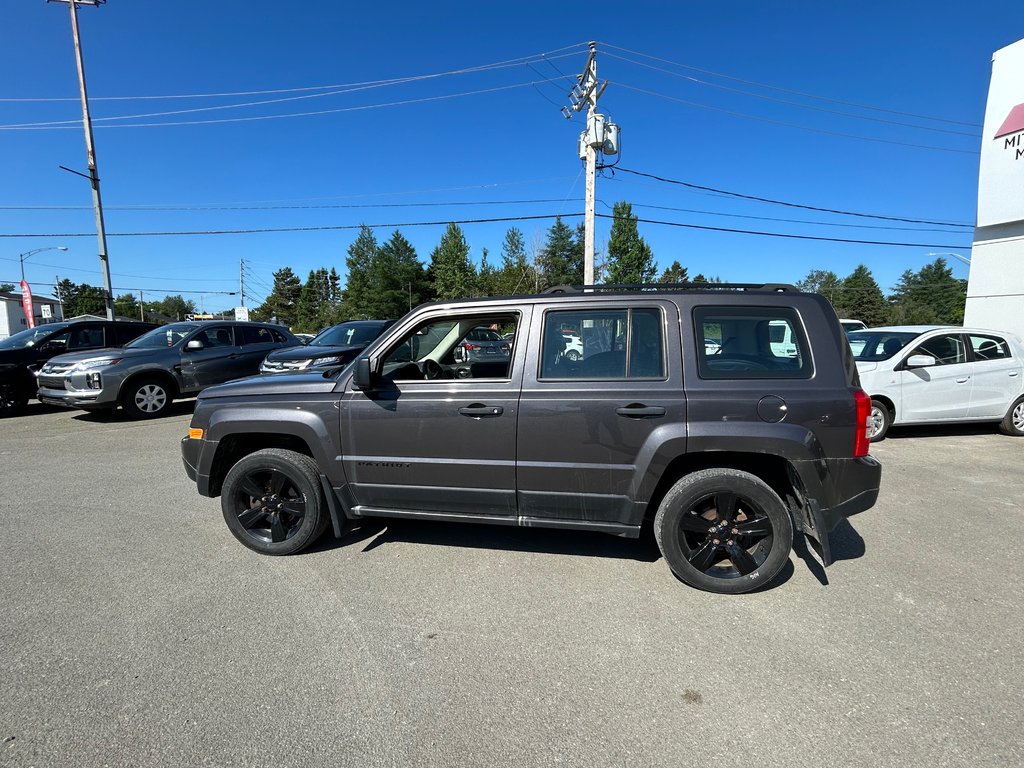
312,356,342,366
74,358,122,371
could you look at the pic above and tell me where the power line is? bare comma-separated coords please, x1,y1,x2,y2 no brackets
611,167,974,227
595,212,970,249
5,279,238,296
0,44,588,103
0,213,581,238
602,51,981,138
0,80,567,131
598,41,983,129
614,82,979,155
0,197,582,212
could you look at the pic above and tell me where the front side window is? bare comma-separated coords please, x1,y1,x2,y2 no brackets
911,333,966,366
195,326,235,348
695,306,812,379
969,334,1011,361
540,308,665,380
380,313,518,381
240,325,275,346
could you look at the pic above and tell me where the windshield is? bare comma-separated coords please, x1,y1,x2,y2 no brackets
847,331,922,361
467,328,504,342
311,322,385,347
0,324,70,350
124,323,201,349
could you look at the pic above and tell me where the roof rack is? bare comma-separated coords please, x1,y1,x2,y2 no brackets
540,282,798,294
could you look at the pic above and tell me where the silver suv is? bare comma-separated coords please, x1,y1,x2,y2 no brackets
38,321,298,418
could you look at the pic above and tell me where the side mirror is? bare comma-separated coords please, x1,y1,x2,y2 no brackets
186,339,204,351
905,354,936,368
352,356,374,390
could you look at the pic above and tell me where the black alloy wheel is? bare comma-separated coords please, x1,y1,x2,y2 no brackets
220,448,329,555
655,468,793,594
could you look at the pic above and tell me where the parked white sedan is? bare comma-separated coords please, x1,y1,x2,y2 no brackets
849,325,1024,441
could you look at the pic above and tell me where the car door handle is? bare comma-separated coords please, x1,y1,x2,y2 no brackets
458,404,503,417
1010,371,1019,377
616,404,666,418
956,377,969,384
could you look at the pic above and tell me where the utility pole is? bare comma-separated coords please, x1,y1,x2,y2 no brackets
55,275,64,320
138,290,144,321
239,259,246,306
50,0,114,320
562,43,617,287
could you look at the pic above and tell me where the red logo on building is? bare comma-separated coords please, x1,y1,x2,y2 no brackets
995,103,1024,139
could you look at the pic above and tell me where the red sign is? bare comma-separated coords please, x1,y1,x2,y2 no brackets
20,280,35,329
995,103,1024,139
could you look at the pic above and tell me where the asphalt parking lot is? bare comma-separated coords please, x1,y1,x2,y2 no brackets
2,403,1022,768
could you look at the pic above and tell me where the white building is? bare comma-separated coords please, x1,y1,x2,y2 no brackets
965,38,1024,337
0,291,65,340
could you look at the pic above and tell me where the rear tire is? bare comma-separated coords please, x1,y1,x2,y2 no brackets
999,396,1024,437
221,448,330,555
121,376,173,419
654,468,793,594
867,399,891,442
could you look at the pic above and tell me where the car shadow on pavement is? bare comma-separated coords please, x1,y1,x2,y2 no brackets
309,517,663,563
885,423,997,440
72,399,196,423
793,518,866,586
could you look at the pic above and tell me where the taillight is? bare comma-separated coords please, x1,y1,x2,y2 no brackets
853,388,871,457
462,342,479,350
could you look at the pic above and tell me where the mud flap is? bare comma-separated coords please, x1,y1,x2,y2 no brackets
799,498,833,567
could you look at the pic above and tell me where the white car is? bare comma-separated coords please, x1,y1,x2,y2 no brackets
561,332,583,362
849,325,1024,441
840,318,867,333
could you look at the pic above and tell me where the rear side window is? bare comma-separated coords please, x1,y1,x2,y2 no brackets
240,325,276,345
969,334,1011,361
540,308,665,380
695,306,812,379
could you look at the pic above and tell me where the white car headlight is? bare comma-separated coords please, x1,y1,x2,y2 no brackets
312,356,342,366
74,358,122,371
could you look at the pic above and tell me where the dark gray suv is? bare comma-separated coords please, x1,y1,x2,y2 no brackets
182,284,881,594
38,320,298,418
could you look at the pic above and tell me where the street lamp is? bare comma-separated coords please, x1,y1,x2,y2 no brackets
19,246,69,282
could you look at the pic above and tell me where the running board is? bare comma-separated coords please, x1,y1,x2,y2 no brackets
351,505,640,538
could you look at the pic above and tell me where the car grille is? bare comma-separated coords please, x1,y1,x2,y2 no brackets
38,361,76,390
261,359,310,372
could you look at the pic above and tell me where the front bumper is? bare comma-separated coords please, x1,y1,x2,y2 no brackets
36,385,110,410
181,435,214,496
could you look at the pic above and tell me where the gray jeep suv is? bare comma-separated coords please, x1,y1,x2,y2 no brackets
38,320,298,418
181,284,881,594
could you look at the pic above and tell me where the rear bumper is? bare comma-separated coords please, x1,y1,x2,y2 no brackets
820,455,882,531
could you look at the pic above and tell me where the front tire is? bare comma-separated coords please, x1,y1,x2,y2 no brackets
221,448,330,555
654,468,794,594
121,376,173,419
1000,396,1024,437
867,399,891,442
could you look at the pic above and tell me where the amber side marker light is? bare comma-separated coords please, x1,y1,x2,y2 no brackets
188,428,204,440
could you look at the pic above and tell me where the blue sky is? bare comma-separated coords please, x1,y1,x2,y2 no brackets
2,1,1021,311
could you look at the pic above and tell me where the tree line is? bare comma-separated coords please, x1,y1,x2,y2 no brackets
19,200,967,331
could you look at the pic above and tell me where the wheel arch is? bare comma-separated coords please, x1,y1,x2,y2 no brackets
208,432,315,497
643,451,797,524
118,369,179,404
870,394,896,422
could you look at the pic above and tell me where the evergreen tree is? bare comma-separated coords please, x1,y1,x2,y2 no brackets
429,223,476,300
493,227,536,294
538,216,582,288
889,257,966,325
476,248,497,296
605,202,656,284
251,267,302,326
73,284,107,317
295,268,338,332
371,230,429,317
54,279,79,316
341,226,379,319
839,265,888,326
0,283,14,293
659,260,689,283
